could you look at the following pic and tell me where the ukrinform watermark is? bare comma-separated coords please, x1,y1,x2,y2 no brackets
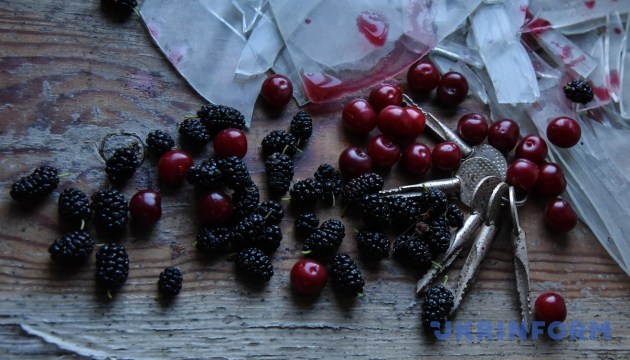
430,321,611,341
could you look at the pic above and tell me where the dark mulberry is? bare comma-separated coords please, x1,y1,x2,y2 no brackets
261,130,297,157
187,159,223,189
290,111,313,147
330,254,365,297
342,172,384,203
95,243,129,293
254,200,284,226
264,152,294,195
294,212,319,238
235,247,274,282
10,166,59,202
356,231,389,261
158,267,183,297
196,227,232,256
197,104,245,136
105,147,140,184
58,188,92,228
179,118,209,150
49,231,94,266
91,188,129,235
146,130,174,157
563,80,594,105
422,284,454,330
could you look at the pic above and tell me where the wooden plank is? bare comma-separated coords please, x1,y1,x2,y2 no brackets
0,1,629,358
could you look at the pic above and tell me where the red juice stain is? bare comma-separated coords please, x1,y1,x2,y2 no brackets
302,71,344,103
520,4,527,13
356,10,389,47
614,27,622,35
523,11,551,36
304,18,311,24
610,70,620,88
585,0,595,9
592,86,609,101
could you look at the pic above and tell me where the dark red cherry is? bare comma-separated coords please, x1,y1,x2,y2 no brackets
515,135,548,164
367,135,401,168
535,292,567,326
407,59,440,92
290,258,328,296
405,106,426,138
507,158,539,192
129,190,162,225
213,128,248,158
457,113,488,145
401,143,431,176
547,116,581,148
197,190,233,227
536,162,566,197
544,198,577,232
158,150,194,187
376,105,410,138
432,142,462,171
338,146,373,179
342,99,377,135
369,83,402,111
436,71,468,107
260,74,293,108
488,119,520,153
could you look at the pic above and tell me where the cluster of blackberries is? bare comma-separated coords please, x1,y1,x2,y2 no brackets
172,104,246,153
196,199,285,282
288,164,343,207
263,111,313,195
421,284,454,330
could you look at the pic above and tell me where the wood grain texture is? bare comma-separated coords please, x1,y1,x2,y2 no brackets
1,1,629,358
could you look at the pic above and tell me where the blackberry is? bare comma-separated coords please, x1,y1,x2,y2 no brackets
289,179,323,206
231,213,266,250
261,130,297,157
356,231,389,261
146,130,174,157
196,227,232,256
254,225,282,253
187,159,223,189
254,200,284,226
197,104,245,136
216,156,252,190
563,79,594,105
235,247,274,282
58,188,92,228
445,204,464,228
101,0,137,17
314,164,342,202
392,234,432,270
358,194,392,229
330,254,365,297
302,219,345,260
422,284,454,330
91,188,129,235
342,172,384,203
179,118,209,150
387,196,421,228
105,147,140,184
49,231,94,266
421,189,448,218
294,212,319,238
95,243,129,293
290,110,313,147
232,185,260,220
158,267,183,297
10,166,59,202
265,152,294,195
424,218,451,255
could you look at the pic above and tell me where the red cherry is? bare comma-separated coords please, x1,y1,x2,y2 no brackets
213,128,248,158
507,159,539,192
158,150,194,187
407,59,440,92
290,258,328,296
547,116,581,148
535,292,567,326
369,83,402,111
436,71,468,107
515,135,548,164
197,190,233,227
488,119,520,153
432,142,462,171
376,105,410,138
536,163,566,197
401,143,432,175
405,106,426,138
129,190,162,225
342,99,377,135
338,147,373,179
367,135,401,168
544,198,577,232
260,74,293,108
457,113,488,145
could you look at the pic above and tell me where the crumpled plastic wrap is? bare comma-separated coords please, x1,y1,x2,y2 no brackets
140,0,265,125
529,0,628,29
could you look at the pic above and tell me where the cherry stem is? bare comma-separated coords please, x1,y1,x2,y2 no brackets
431,261,444,270
301,250,311,255
183,115,199,119
443,275,449,286
264,210,273,220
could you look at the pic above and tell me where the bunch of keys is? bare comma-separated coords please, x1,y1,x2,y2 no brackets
380,96,532,331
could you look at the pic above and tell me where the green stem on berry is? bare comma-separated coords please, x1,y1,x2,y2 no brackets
356,292,365,298
96,243,106,247
281,144,289,155
281,197,291,201
264,210,273,220
301,250,312,255
443,275,449,286
431,261,443,270
332,193,336,208
183,114,199,119
80,219,85,231
58,172,71,177
107,290,113,300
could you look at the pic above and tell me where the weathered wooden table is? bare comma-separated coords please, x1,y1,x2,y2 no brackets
1,1,629,358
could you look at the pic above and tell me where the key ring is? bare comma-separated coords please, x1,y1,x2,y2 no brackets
502,191,527,208
509,186,523,235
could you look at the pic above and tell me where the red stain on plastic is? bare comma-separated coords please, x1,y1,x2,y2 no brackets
585,0,595,9
614,27,622,35
520,4,527,13
524,17,551,36
592,86,609,101
302,72,344,103
148,25,159,38
304,18,311,24
609,70,621,88
356,11,389,47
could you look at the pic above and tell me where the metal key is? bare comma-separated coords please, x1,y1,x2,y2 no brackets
450,182,508,315
416,176,501,294
380,157,501,206
402,94,507,180
510,186,532,333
